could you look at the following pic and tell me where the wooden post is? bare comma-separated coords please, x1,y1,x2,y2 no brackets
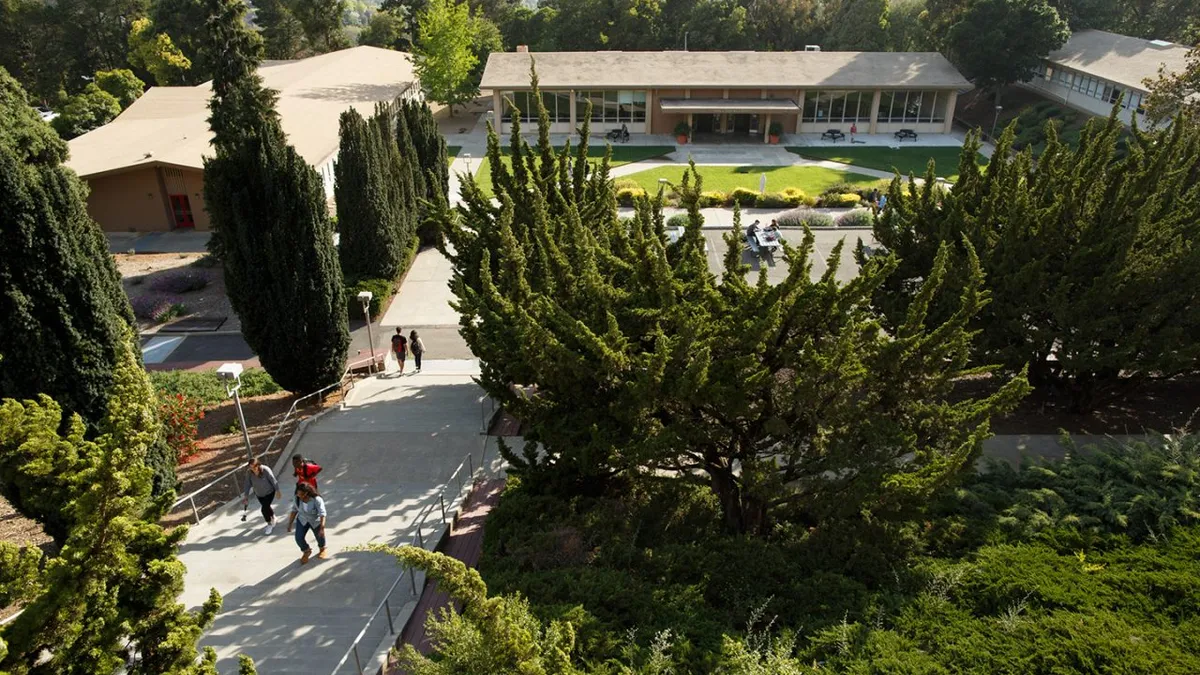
795,90,805,133
869,89,882,134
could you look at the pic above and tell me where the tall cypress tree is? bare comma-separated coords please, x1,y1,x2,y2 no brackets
399,99,449,243
335,105,415,281
202,0,349,393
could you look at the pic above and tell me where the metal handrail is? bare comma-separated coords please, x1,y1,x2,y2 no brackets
171,354,380,524
328,446,488,675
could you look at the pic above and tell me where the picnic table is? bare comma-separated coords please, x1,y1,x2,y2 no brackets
821,129,846,142
754,229,782,251
894,128,918,141
666,227,709,252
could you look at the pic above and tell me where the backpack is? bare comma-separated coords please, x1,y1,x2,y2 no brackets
296,461,322,488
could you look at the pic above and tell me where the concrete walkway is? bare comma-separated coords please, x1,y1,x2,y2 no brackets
178,360,494,675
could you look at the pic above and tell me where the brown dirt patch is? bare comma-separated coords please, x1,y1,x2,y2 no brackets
957,375,1200,435
115,253,240,334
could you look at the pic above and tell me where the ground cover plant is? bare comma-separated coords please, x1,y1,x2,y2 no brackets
787,146,988,182
620,164,884,199
148,368,282,407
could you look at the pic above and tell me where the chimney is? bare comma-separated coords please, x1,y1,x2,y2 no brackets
516,45,529,53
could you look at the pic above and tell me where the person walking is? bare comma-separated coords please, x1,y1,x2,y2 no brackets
286,482,328,564
409,330,425,373
292,453,322,490
390,327,408,376
242,457,281,534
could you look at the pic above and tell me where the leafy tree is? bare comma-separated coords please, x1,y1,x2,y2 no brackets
150,0,214,82
0,336,223,675
663,0,749,51
51,83,122,138
255,0,307,59
202,0,349,392
128,16,193,85
238,655,258,675
743,0,819,51
469,11,503,87
824,0,889,50
335,105,417,280
95,68,145,108
866,117,1200,411
442,78,1027,533
936,0,1069,102
885,0,935,50
44,0,150,93
380,0,427,45
289,0,351,53
413,0,477,113
358,9,411,49
1144,44,1199,125
0,67,67,165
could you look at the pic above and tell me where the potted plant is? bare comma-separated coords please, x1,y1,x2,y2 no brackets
674,121,691,144
768,121,783,144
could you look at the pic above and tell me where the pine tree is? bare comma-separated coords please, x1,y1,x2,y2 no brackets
441,74,1028,533
0,335,223,675
400,99,450,244
868,113,1200,412
335,105,416,281
202,0,349,392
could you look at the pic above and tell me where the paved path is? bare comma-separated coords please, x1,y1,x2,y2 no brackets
178,359,494,675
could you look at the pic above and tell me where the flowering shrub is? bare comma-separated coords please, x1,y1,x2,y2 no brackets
149,269,209,293
777,208,835,228
159,392,205,461
131,294,186,323
835,209,874,228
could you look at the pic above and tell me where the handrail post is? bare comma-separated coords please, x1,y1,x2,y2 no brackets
468,453,474,480
439,495,446,522
416,526,424,549
190,497,199,524
353,644,363,675
409,566,417,595
385,598,395,634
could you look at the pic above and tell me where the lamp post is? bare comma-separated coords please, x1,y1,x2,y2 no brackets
463,152,472,176
990,105,1003,142
357,290,376,373
217,363,253,460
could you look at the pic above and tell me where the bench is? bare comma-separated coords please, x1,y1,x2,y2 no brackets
821,129,846,142
894,129,918,141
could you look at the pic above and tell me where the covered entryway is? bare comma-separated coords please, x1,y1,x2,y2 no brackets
659,98,800,143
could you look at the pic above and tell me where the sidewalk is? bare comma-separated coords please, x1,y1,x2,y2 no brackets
178,360,494,675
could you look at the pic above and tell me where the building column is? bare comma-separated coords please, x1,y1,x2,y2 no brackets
869,89,882,134
645,89,653,134
942,90,958,133
688,112,694,142
795,90,806,133
764,113,772,144
721,113,729,134
568,89,576,132
493,90,503,133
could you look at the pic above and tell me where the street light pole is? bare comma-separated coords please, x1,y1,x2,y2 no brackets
357,291,376,373
990,105,1003,142
218,363,253,461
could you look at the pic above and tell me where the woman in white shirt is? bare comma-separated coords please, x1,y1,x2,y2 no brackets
287,482,328,564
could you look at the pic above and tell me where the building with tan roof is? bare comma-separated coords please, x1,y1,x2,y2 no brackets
68,46,418,232
1022,30,1190,126
479,49,973,142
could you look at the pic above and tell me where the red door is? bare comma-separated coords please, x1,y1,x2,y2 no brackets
169,194,195,229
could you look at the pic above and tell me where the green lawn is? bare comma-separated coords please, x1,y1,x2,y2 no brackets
446,145,461,159
786,146,988,182
473,145,675,195
620,164,886,196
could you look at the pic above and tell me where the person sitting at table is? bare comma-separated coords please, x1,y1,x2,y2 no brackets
746,220,760,238
768,220,779,233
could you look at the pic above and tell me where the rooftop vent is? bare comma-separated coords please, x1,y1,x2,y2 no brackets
804,45,821,52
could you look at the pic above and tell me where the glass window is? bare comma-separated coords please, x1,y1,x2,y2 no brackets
876,91,893,123
629,90,646,123
829,92,846,121
919,91,938,122
803,93,818,122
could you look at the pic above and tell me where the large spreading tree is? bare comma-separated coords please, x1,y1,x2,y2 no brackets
202,0,349,392
441,80,1027,534
1144,43,1199,125
334,104,418,281
866,114,1200,412
412,0,478,113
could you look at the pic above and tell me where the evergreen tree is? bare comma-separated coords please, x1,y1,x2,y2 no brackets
866,114,1200,412
202,0,349,392
0,66,67,166
441,75,1027,533
400,98,449,243
0,335,223,675
335,104,416,281
254,0,307,60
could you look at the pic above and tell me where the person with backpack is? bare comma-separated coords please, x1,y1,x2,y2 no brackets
292,454,322,490
286,482,328,564
409,329,425,373
390,327,408,376
242,457,281,535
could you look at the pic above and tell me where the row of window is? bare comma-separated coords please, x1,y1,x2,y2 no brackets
503,89,948,126
502,90,648,125
1038,66,1145,114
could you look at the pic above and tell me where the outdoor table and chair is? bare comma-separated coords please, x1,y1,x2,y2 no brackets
755,229,782,252
606,127,630,143
821,129,846,142
894,129,919,141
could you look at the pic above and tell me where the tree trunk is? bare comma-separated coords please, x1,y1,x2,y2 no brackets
705,458,769,535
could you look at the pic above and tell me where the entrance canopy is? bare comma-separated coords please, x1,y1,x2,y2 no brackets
659,98,801,114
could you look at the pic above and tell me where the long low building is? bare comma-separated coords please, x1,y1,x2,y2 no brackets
1021,29,1190,126
67,46,418,233
479,49,972,141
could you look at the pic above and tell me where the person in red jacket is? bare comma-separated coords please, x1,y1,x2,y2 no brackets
292,454,322,490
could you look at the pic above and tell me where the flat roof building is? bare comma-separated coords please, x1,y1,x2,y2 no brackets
67,46,418,232
1022,30,1190,126
479,50,973,142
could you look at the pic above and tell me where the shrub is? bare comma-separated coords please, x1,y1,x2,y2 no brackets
131,294,186,323
777,208,834,228
768,121,783,137
817,193,864,208
158,392,205,461
835,209,874,228
674,121,691,136
190,254,220,269
698,191,727,207
821,183,866,198
781,187,812,206
345,277,394,319
616,187,647,207
730,187,759,206
756,190,808,208
149,368,282,407
149,269,209,293
666,214,691,229
613,178,640,191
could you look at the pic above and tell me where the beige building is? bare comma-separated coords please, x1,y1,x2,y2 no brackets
480,50,972,142
1022,30,1190,127
67,46,419,232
